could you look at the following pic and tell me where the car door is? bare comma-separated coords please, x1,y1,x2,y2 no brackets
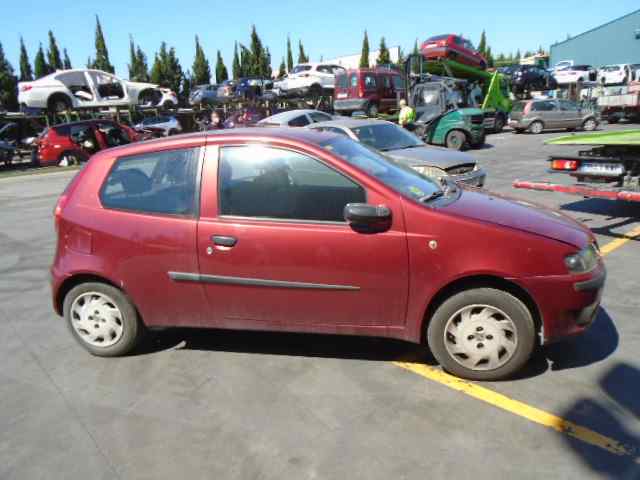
196,143,409,331
558,100,581,128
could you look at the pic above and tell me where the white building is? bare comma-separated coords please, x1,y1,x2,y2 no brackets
325,46,401,69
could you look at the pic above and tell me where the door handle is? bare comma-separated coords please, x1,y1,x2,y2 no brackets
211,235,237,247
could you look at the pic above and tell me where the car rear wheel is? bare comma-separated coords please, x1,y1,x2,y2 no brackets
445,130,468,151
426,288,536,381
48,95,71,114
582,118,597,131
59,152,82,167
493,115,505,133
366,102,379,118
63,282,144,357
528,121,544,134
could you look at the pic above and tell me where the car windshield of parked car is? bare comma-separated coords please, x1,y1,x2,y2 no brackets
292,65,312,74
320,137,442,202
351,123,424,152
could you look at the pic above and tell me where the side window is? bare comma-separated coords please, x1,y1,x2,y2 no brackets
101,147,200,216
383,76,391,88
364,75,377,89
288,115,310,127
317,66,331,74
393,76,404,90
309,112,332,122
218,145,365,222
531,101,556,112
559,100,578,111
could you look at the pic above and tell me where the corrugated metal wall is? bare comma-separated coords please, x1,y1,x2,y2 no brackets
550,9,640,67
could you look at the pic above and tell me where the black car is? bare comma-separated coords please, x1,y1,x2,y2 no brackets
511,65,557,95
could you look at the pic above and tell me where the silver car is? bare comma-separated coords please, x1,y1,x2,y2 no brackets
307,118,486,186
134,115,182,136
509,99,599,134
258,109,334,127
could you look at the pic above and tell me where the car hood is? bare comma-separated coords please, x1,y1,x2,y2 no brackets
438,188,592,248
386,145,475,169
124,80,158,90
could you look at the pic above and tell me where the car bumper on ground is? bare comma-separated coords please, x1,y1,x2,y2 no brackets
334,99,369,112
451,167,486,187
520,261,606,343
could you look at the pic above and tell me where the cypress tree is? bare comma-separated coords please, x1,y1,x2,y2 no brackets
377,37,391,65
128,37,137,79
286,36,294,72
359,30,370,68
264,47,272,78
239,44,251,77
192,35,211,85
34,44,49,79
135,46,149,81
47,30,63,71
0,41,18,110
297,40,308,64
478,31,487,57
19,37,33,81
91,15,114,72
249,25,266,76
411,39,420,73
150,52,163,85
166,46,183,94
486,46,494,68
232,42,240,80
63,48,72,69
278,58,286,78
215,50,228,83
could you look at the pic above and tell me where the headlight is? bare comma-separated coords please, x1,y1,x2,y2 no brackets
412,165,448,180
565,244,599,274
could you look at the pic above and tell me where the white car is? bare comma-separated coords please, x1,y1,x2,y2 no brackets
274,63,345,97
553,65,597,85
134,115,182,136
257,109,334,127
598,64,632,85
18,69,164,113
551,60,573,73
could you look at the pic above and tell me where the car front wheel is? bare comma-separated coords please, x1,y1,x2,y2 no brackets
427,288,536,380
63,282,144,357
445,130,468,150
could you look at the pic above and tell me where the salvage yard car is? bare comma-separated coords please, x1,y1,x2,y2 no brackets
18,69,166,113
51,128,605,381
420,34,487,69
273,63,345,97
333,67,405,117
258,109,333,127
509,99,598,134
307,118,485,186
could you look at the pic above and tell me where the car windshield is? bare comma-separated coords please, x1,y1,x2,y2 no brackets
601,65,620,72
351,123,424,152
426,34,449,42
292,65,312,74
320,137,442,202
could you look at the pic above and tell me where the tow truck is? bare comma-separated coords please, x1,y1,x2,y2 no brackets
513,129,640,203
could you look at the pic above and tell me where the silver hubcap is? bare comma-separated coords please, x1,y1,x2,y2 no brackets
584,120,595,130
70,292,124,347
443,304,518,371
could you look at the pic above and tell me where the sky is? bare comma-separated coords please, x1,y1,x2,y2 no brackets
1,1,639,80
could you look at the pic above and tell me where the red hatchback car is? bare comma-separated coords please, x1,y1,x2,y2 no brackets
421,34,487,70
36,119,139,166
51,128,605,380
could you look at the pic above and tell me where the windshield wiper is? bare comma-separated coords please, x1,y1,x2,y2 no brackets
418,190,444,203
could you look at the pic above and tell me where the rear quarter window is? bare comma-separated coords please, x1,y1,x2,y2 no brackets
511,102,526,112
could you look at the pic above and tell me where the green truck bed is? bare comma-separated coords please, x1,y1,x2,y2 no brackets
545,129,640,146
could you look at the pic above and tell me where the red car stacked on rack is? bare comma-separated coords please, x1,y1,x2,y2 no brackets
420,34,487,69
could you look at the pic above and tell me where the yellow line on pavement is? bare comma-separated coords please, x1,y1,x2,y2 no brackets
600,225,640,256
393,360,640,462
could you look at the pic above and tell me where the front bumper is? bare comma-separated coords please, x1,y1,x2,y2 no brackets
519,261,606,343
334,99,369,112
451,167,486,187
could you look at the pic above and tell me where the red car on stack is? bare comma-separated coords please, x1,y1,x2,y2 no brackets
420,34,487,70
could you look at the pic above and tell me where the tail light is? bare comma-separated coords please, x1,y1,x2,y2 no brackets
551,159,579,170
54,194,69,232
20,85,33,92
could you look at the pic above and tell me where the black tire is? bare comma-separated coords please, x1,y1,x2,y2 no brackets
58,151,83,166
493,115,505,133
471,132,486,149
581,117,597,132
366,102,379,118
426,287,536,381
167,129,178,136
528,120,544,134
309,83,322,98
63,282,144,357
445,129,468,151
48,94,71,114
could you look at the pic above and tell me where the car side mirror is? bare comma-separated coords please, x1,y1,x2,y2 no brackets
344,203,392,233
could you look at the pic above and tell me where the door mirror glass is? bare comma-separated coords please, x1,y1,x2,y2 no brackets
344,203,391,233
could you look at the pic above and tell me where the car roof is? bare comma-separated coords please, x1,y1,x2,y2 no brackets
308,118,394,129
52,119,116,128
259,109,328,123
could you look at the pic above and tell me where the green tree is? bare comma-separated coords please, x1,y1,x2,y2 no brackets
19,37,33,81
232,42,240,79
192,35,211,85
298,40,308,64
478,30,487,57
181,70,192,104
278,57,286,78
486,46,494,68
377,36,391,65
0,41,18,110
127,37,148,81
515,49,521,61
34,44,49,79
411,39,420,73
47,30,63,71
239,44,251,77
63,48,72,69
90,15,114,72
249,25,266,76
215,50,228,83
286,36,294,72
359,30,370,68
